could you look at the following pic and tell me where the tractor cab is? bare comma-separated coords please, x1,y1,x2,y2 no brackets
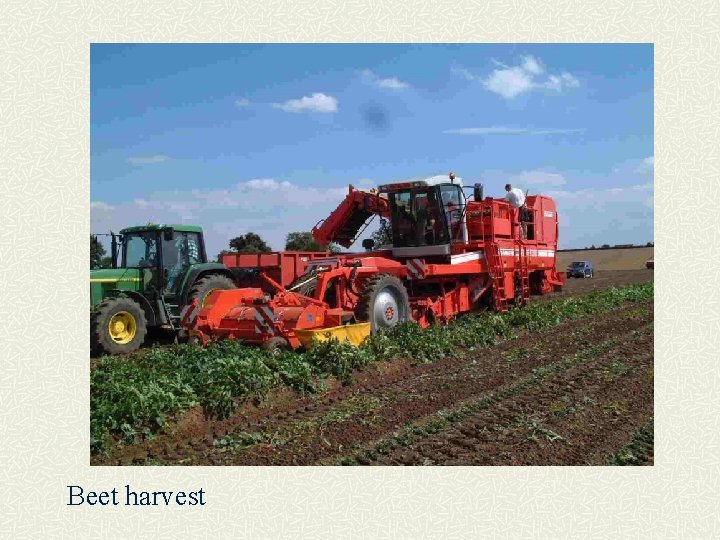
379,175,468,257
119,225,206,297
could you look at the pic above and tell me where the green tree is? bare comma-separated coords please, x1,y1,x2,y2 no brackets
90,235,106,269
285,231,341,253
370,219,393,249
228,232,272,253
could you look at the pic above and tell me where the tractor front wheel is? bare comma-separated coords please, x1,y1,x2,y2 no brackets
91,297,148,356
355,274,410,333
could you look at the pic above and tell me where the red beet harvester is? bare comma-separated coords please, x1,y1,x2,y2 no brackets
182,175,565,353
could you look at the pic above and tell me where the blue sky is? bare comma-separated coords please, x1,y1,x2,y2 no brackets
91,44,653,255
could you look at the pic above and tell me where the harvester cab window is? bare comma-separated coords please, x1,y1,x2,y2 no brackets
439,184,464,242
389,189,449,247
124,232,158,268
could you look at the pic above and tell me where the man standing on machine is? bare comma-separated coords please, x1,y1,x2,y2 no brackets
505,183,527,239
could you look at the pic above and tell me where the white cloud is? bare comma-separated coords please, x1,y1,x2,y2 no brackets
445,126,525,135
443,126,583,135
546,182,654,248
90,178,363,257
521,55,544,75
529,128,583,135
362,69,410,90
127,155,171,165
450,65,477,81
543,72,580,92
510,170,566,187
483,66,536,99
635,155,654,173
235,98,250,108
272,93,338,113
377,77,409,90
244,178,293,190
453,55,580,100
90,201,114,211
546,183,654,208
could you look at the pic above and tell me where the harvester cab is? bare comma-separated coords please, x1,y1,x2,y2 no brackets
90,224,237,356
380,175,468,256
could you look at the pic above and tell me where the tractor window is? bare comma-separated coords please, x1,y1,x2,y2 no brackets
162,232,202,293
123,233,158,268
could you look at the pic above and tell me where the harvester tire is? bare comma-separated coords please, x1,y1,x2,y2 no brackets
261,336,291,356
355,273,410,333
91,297,147,356
188,274,236,308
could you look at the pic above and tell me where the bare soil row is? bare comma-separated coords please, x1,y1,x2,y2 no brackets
104,295,652,466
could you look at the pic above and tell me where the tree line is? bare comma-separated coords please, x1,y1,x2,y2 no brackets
216,231,342,261
90,231,344,268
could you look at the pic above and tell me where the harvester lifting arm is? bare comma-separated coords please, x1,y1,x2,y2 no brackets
311,185,390,248
259,271,327,307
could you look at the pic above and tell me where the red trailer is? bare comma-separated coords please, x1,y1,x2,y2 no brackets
221,251,337,289
184,175,565,352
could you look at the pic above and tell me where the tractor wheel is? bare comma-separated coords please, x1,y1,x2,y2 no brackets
355,273,410,333
91,297,148,356
261,336,291,356
188,274,236,308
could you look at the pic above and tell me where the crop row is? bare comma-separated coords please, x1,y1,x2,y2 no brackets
91,282,653,454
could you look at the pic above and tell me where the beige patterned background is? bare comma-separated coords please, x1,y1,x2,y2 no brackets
1,0,718,537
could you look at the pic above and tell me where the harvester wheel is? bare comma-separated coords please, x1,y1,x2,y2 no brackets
188,274,236,308
261,337,291,356
91,297,147,356
355,273,410,333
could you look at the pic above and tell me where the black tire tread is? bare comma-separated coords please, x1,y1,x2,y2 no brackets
90,297,148,356
354,273,410,332
188,274,236,307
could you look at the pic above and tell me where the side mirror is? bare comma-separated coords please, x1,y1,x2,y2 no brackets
163,228,174,241
361,238,375,251
473,183,484,201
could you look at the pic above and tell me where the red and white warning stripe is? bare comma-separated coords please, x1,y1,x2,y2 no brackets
180,303,200,329
406,258,426,279
254,305,276,335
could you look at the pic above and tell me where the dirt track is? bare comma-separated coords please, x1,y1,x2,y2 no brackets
559,268,653,295
97,269,654,466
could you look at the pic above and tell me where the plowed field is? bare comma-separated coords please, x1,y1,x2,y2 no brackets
92,270,653,466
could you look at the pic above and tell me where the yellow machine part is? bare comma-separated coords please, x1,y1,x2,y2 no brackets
295,322,371,350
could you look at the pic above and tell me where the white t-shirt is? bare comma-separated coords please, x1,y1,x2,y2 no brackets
505,187,526,208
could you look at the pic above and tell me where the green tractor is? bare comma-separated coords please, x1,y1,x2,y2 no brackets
90,224,236,356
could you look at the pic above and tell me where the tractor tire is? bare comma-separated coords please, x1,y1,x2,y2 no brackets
90,297,148,356
355,273,410,333
261,336,291,356
188,274,236,308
